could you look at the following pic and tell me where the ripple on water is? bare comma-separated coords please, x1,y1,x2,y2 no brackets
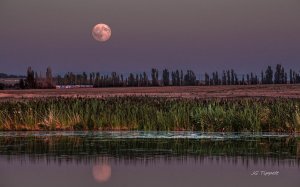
0,131,296,139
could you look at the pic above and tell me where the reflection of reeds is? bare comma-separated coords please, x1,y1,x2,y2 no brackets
0,97,300,132
0,135,298,160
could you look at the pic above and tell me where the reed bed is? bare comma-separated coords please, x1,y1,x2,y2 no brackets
0,97,300,132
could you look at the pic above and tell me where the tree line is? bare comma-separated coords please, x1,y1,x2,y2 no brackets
1,64,300,90
54,64,300,87
18,67,55,89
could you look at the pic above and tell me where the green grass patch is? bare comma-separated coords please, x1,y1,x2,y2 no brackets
0,97,300,132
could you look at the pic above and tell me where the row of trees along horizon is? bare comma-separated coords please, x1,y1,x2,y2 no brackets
1,64,300,89
20,67,54,89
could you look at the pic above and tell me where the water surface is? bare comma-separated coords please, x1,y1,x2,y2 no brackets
0,131,299,187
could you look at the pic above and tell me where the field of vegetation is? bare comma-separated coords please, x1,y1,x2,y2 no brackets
0,96,300,132
1,84,300,99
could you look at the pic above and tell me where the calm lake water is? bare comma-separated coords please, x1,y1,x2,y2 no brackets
0,131,299,187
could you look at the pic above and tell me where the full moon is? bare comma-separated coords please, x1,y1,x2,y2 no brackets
92,23,112,42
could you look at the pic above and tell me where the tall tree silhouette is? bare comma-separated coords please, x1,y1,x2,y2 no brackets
26,66,35,89
265,66,273,84
162,69,170,86
151,68,159,86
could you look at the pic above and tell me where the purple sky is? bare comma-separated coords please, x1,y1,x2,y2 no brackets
0,0,300,75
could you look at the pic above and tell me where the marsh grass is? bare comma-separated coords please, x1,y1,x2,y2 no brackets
0,97,300,132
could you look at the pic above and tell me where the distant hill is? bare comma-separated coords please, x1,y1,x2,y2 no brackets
0,73,26,78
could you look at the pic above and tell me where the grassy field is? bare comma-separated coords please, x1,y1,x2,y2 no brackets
1,85,300,132
1,85,300,100
0,96,300,132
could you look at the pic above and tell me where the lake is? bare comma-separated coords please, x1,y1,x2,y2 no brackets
0,131,299,187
